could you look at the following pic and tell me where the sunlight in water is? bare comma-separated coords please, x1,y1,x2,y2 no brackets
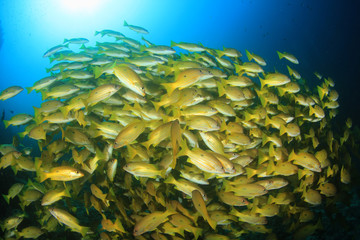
60,0,103,14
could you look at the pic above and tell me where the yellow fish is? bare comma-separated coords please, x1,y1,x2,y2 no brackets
113,65,145,96
0,86,23,101
192,189,217,230
49,207,90,237
113,121,146,148
277,51,299,64
133,209,176,236
38,166,84,182
161,68,213,95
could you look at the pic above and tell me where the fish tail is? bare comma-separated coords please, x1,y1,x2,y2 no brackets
267,195,274,204
81,99,89,112
287,65,293,76
38,171,48,183
277,85,286,96
298,169,307,180
234,63,243,73
26,86,33,94
18,131,26,139
177,139,189,157
39,90,48,101
123,20,128,26
288,150,296,161
215,49,224,58
309,105,315,117
80,226,90,237
279,124,286,136
317,86,326,100
161,83,174,96
259,77,266,90
190,226,202,240
216,80,226,97
163,175,173,185
264,115,271,128
157,64,172,77
3,120,10,129
245,49,253,61
33,106,40,118
262,134,269,147
207,217,217,230
59,106,70,117
246,167,257,178
2,194,10,204
258,94,267,107
92,65,104,79
266,159,275,175
277,51,283,59
160,169,167,179
170,41,176,47
49,56,55,63
141,140,151,151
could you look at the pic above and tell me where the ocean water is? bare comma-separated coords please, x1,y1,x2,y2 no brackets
0,0,359,239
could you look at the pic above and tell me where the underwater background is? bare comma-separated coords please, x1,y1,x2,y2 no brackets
0,0,360,239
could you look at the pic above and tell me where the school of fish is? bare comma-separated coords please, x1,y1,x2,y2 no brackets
0,20,357,240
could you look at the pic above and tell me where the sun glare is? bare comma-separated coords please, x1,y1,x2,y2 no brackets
60,0,102,14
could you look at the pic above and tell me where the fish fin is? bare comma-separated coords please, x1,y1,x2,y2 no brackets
161,83,174,96
258,77,266,90
81,99,89,112
157,64,173,77
287,65,293,76
38,171,48,183
92,66,104,79
207,217,217,230
279,124,286,136
3,120,10,129
277,87,285,96
177,139,189,157
288,150,296,161
151,100,162,112
216,80,226,97
215,49,224,58
163,174,176,184
26,86,33,94
64,187,72,198
245,49,253,61
80,226,90,237
33,106,40,119
59,106,70,118
245,167,257,178
2,194,9,205
309,105,316,117
266,159,275,175
234,63,243,73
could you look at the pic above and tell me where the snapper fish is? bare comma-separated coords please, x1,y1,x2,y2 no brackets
0,86,24,101
124,20,149,34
